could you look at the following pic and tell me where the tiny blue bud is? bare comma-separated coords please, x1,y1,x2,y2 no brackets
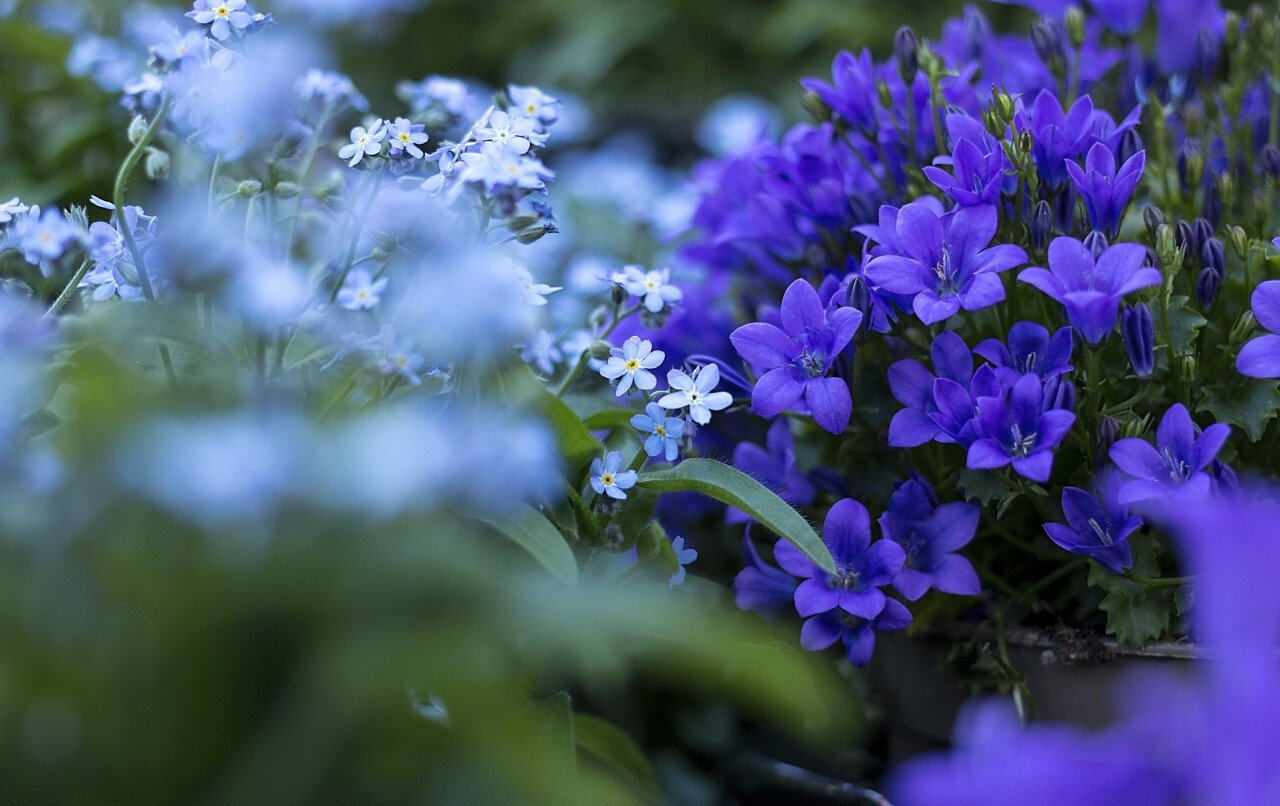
1196,266,1220,310
1200,237,1225,278
894,26,920,84
1031,200,1054,253
1121,303,1155,378
1083,230,1109,259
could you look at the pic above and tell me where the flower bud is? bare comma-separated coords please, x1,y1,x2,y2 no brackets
801,91,832,123
588,340,613,360
516,221,558,244
371,231,398,259
1228,226,1249,262
610,282,628,306
236,180,263,199
1017,129,1034,156
1262,144,1280,179
917,43,943,79
1083,230,1109,259
1202,184,1222,228
1143,206,1165,242
1032,19,1066,70
1181,354,1198,385
1200,237,1225,278
1195,266,1220,310
876,79,893,110
1224,11,1241,51
845,275,873,341
1192,218,1214,251
1178,143,1203,190
1231,310,1258,345
894,26,919,84
144,148,170,181
587,306,609,329
273,182,301,199
1064,6,1086,50
1031,200,1054,253
1121,303,1154,378
1214,173,1233,216
1175,219,1198,255
1156,224,1180,268
1097,416,1121,458
991,86,1016,126
1044,375,1076,412
127,115,149,145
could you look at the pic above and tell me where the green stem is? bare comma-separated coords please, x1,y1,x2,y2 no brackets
329,170,385,303
553,305,641,397
113,92,170,302
1128,574,1195,588
283,105,333,256
42,257,93,319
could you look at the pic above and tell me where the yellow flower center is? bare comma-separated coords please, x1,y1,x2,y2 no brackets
655,426,666,437
601,473,614,486
214,4,230,17
624,359,640,371
399,133,410,143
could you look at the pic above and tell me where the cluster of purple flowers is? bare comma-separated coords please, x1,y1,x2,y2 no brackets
735,480,981,666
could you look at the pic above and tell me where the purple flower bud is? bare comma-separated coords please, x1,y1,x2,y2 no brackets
1192,218,1215,255
1262,144,1280,179
1032,19,1066,68
1043,374,1076,412
1083,230,1109,259
1203,184,1222,228
1116,129,1143,166
1121,303,1155,377
844,275,873,340
1201,237,1225,278
1196,28,1222,78
1030,200,1054,253
1142,206,1165,242
1097,415,1120,458
894,26,919,84
1175,219,1198,256
1196,266,1221,310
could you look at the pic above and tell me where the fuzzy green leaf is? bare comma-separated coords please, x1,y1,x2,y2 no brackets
636,458,833,574
474,504,578,584
1198,378,1280,442
573,714,661,799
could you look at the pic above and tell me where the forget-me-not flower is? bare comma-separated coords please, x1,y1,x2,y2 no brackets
339,121,386,167
631,402,685,461
600,335,665,396
612,265,683,313
336,268,388,311
658,363,733,425
385,117,429,160
590,451,637,500
668,536,698,588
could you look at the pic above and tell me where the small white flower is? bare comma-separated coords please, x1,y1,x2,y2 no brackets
338,120,386,167
0,197,29,225
659,363,733,425
386,116,429,159
504,258,560,306
520,329,563,375
336,268,388,311
600,335,664,396
612,265,682,313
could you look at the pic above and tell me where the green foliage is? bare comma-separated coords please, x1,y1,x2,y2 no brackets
474,504,580,584
1088,536,1172,649
1199,377,1280,442
637,458,835,574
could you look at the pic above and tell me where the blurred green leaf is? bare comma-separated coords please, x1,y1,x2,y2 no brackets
475,504,579,584
1199,378,1280,442
573,714,661,800
636,458,834,574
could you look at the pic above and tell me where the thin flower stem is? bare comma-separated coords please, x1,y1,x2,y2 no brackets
113,92,170,302
553,305,641,397
42,257,93,320
329,169,385,303
283,104,332,256
1128,574,1195,588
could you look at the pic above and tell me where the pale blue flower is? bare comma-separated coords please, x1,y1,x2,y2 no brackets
600,336,665,396
336,268,388,311
187,0,254,41
590,451,637,500
339,120,386,167
386,117,429,160
631,402,685,461
520,329,563,376
612,265,683,313
658,363,733,425
669,536,698,588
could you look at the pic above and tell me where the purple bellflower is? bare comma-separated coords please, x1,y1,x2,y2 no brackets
1156,0,1225,76
931,364,1004,448
727,419,816,524
1019,237,1161,344
1108,403,1230,504
801,50,880,135
1043,471,1141,573
968,373,1077,483
1015,91,1099,189
774,498,906,621
730,278,862,434
924,114,1014,207
878,474,981,600
799,598,913,667
863,202,1028,324
1237,280,1280,378
887,330,976,447
1066,143,1146,238
733,527,800,612
1092,0,1150,35
974,321,1075,386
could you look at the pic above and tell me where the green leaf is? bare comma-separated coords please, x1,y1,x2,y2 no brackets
573,714,661,799
632,520,678,579
582,408,640,433
474,504,578,584
1199,378,1280,442
1154,295,1207,358
543,390,605,475
636,458,833,574
1087,536,1171,648
957,469,1008,506
282,329,331,370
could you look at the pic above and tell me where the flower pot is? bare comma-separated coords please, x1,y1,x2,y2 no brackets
866,623,1200,764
